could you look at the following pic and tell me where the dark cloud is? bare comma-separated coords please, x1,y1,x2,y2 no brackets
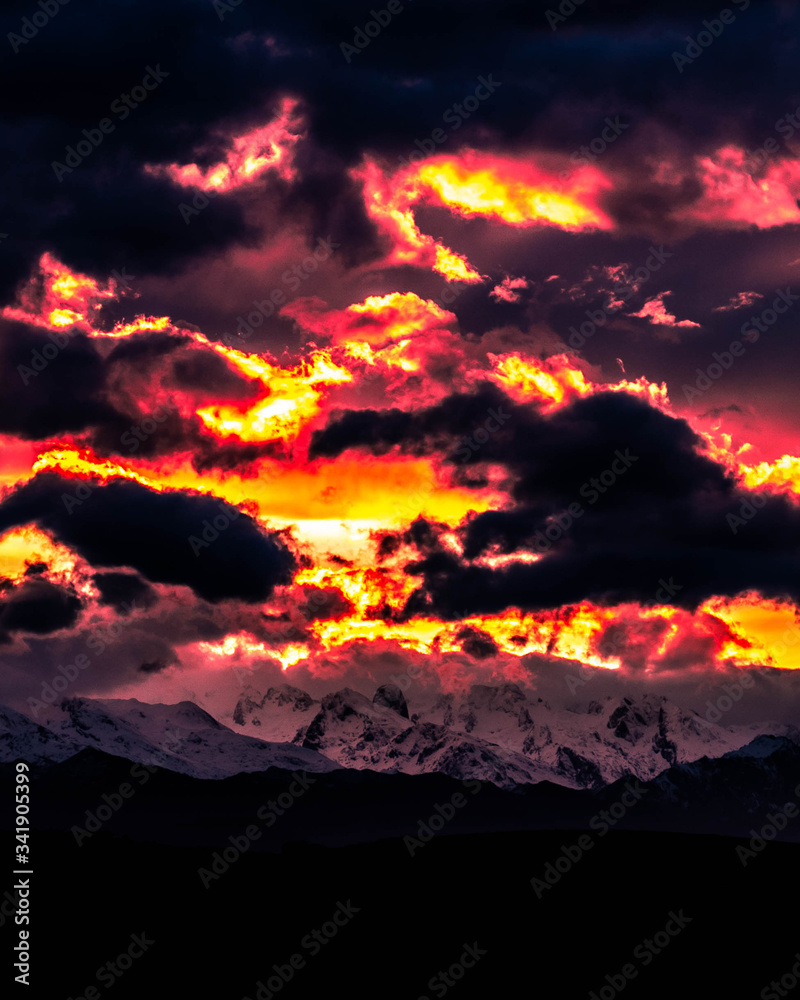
0,318,123,440
0,316,280,473
138,658,169,673
310,386,800,614
309,383,512,459
456,625,499,659
92,571,158,613
0,473,295,603
0,0,796,300
0,578,82,635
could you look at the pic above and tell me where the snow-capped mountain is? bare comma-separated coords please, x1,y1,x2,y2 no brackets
231,684,319,742
4,682,794,791
1,697,337,779
230,681,789,790
290,686,556,788
0,704,80,765
413,686,760,786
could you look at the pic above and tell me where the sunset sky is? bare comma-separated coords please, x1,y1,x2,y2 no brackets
3,0,800,721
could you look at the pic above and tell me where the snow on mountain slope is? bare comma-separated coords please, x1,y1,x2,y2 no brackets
231,684,319,742
35,697,336,779
411,687,765,785
292,687,554,788
0,704,80,765
229,681,783,790
6,682,792,791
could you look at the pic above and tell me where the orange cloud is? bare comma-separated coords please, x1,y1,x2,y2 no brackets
283,291,457,347
630,292,701,329
354,150,613,283
144,96,304,192
6,253,800,683
490,276,529,303
680,145,800,229
2,252,120,333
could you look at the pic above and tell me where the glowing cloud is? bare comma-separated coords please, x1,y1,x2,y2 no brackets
354,152,613,283
2,253,120,333
680,146,800,229
283,291,456,346
488,353,592,410
713,291,763,313
415,153,613,229
196,347,352,444
630,292,701,329
5,253,800,686
144,97,304,191
490,277,529,303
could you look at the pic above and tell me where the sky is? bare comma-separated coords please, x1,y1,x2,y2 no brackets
3,0,800,721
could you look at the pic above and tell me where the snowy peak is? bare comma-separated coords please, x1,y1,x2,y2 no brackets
57,697,225,738
8,681,794,794
232,684,319,742
373,683,409,719
455,682,539,737
223,681,785,791
300,687,412,756
0,704,79,764
291,686,550,788
9,696,336,779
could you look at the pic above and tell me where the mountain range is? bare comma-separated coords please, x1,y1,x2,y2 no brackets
3,681,798,791
3,682,800,846
228,680,795,790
